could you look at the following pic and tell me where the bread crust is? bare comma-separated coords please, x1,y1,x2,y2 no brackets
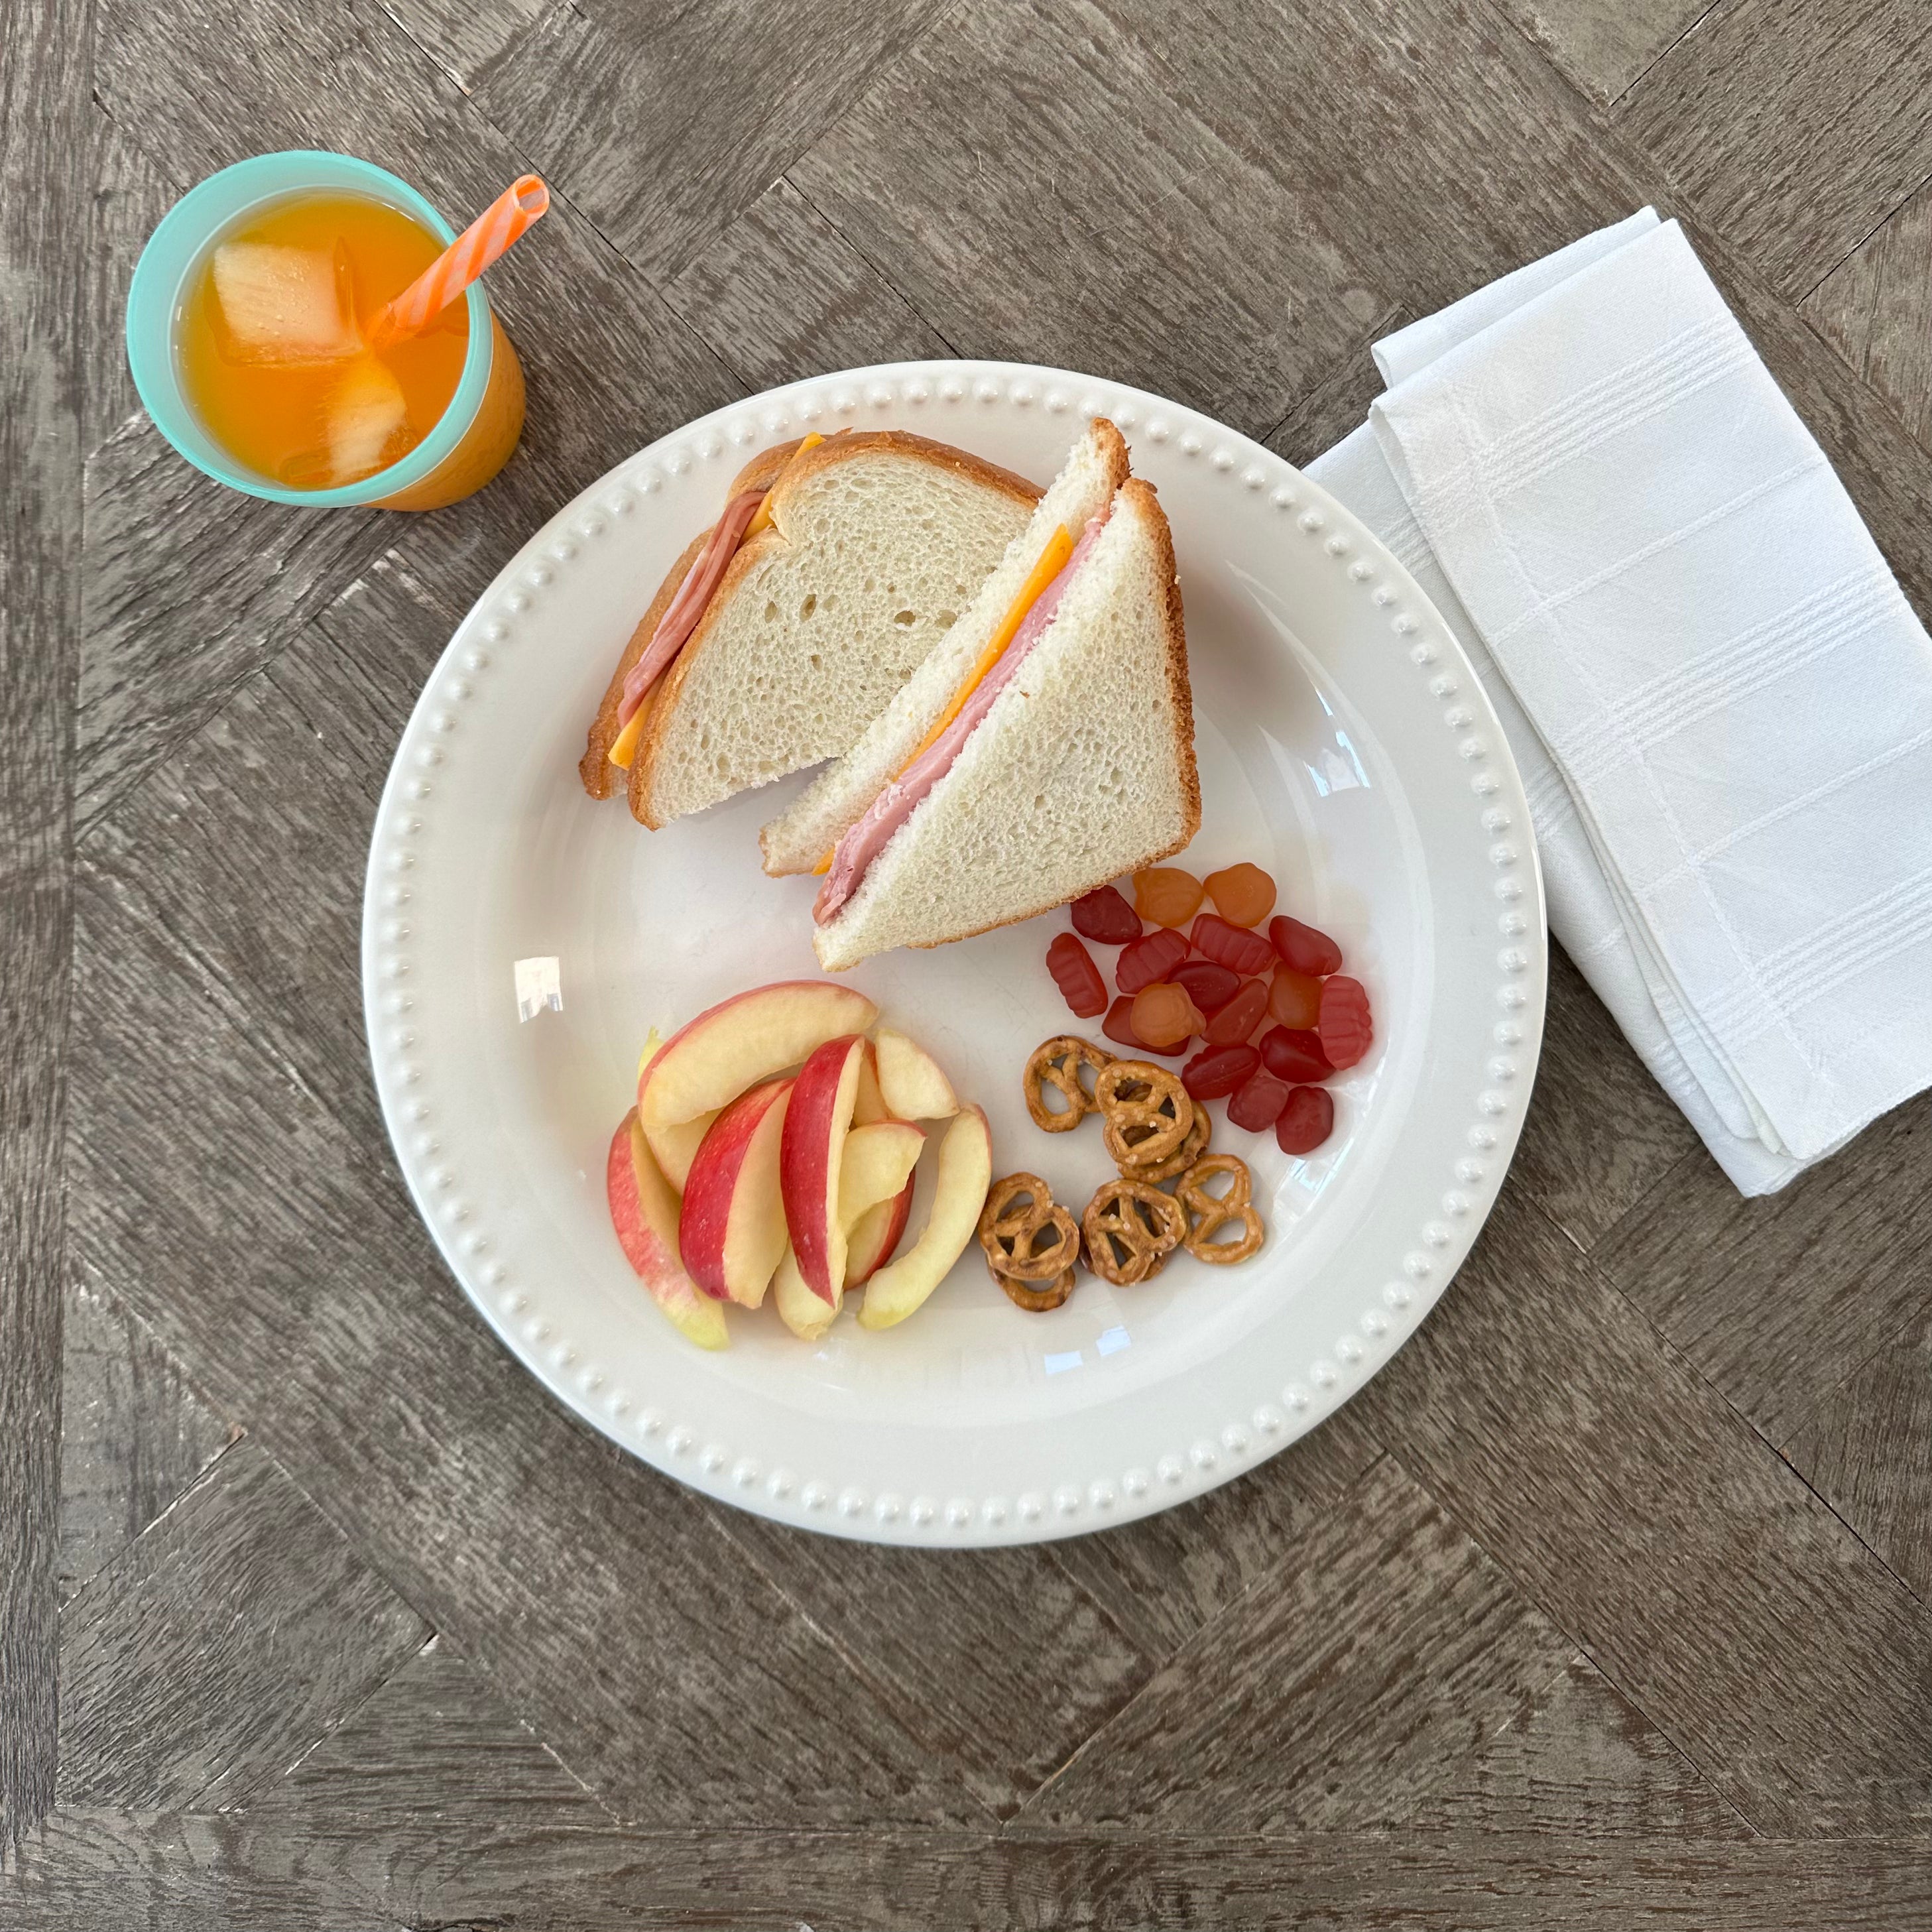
577,438,806,799
627,431,1042,827
815,476,1201,966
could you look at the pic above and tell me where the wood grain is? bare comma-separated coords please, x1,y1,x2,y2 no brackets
1,0,90,1851
83,107,176,460
58,1439,428,1810
473,0,955,284
1803,178,1932,455
1501,943,1701,1252
1595,1089,1932,1446
1616,0,1932,296
710,1514,1155,1817
1357,1191,1932,1837
58,1280,233,1604
1026,1456,1575,1831
1484,0,1713,105
377,0,549,93
665,178,954,391
1787,1302,1932,1603
1044,1404,1382,1658
788,0,1391,440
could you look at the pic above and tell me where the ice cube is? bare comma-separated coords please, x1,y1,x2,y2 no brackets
324,355,409,485
210,240,360,365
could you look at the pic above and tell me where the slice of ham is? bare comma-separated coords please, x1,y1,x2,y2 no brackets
617,488,767,728
815,511,1109,925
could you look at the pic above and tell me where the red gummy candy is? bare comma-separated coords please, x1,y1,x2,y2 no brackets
1071,884,1142,945
1275,1085,1335,1156
1117,926,1190,995
1259,1025,1333,1084
1317,975,1374,1070
1191,912,1275,976
1270,915,1343,977
1104,995,1187,1057
1181,1043,1258,1101
1227,1067,1293,1132
1172,958,1240,1015
1046,932,1107,1018
1204,978,1269,1046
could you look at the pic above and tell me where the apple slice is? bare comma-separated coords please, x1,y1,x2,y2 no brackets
639,982,876,1146
837,1119,924,1225
780,1035,869,1303
852,1038,890,1126
858,1106,993,1331
773,1244,839,1342
634,1031,717,1191
845,1178,914,1289
605,1111,727,1349
875,1026,960,1120
678,1078,792,1307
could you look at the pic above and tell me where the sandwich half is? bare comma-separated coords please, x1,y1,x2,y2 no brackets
805,461,1199,971
579,432,1038,827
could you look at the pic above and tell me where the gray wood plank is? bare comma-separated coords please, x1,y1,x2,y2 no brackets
1787,1301,1932,1604
58,1439,429,1810
1044,1404,1383,1658
1803,176,1932,455
1357,1191,1932,1837
1024,1456,1575,1831
1093,0,1641,329
709,1514,1154,1817
59,1279,235,1605
473,0,954,284
1,0,90,1851
3,1810,400,1931
13,1819,1932,1932
788,0,1392,440
1595,1091,1932,1447
1502,942,1701,1252
84,107,178,460
66,568,983,1829
1485,0,1711,107
1616,0,1932,297
1262,302,1410,462
1406,1654,1751,1838
376,0,548,93
664,176,954,391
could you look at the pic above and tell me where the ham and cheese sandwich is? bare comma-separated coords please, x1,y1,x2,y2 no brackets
579,431,1038,827
777,423,1199,972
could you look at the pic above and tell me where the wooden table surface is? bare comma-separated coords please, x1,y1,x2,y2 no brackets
6,2,1931,1925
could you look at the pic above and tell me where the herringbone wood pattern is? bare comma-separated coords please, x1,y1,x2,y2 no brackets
5,1,1931,1925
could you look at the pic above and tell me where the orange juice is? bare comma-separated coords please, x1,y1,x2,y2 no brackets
179,193,470,491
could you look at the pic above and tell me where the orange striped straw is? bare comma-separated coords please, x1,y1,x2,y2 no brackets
366,174,549,350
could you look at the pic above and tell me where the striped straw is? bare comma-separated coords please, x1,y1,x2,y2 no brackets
366,174,549,350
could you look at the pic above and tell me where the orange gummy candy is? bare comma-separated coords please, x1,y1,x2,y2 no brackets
1130,981,1203,1049
1204,862,1276,928
1268,965,1324,1030
1133,867,1204,928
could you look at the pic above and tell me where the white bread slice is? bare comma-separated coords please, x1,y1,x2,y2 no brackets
814,478,1198,971
619,433,1036,828
760,418,1131,875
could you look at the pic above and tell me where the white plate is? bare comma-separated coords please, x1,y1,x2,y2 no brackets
362,361,1546,1546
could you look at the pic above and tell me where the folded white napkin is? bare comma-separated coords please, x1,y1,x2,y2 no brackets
1309,210,1932,1193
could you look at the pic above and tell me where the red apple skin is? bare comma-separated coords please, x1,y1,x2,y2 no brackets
780,1034,868,1303
605,1111,727,1349
845,1176,914,1288
678,1077,792,1304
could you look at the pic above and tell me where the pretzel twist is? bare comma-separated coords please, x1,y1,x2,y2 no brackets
1024,1037,1114,1133
1081,1177,1187,1286
1177,1154,1265,1264
1093,1059,1195,1170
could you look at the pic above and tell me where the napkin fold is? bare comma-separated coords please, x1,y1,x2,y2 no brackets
1309,210,1932,1193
